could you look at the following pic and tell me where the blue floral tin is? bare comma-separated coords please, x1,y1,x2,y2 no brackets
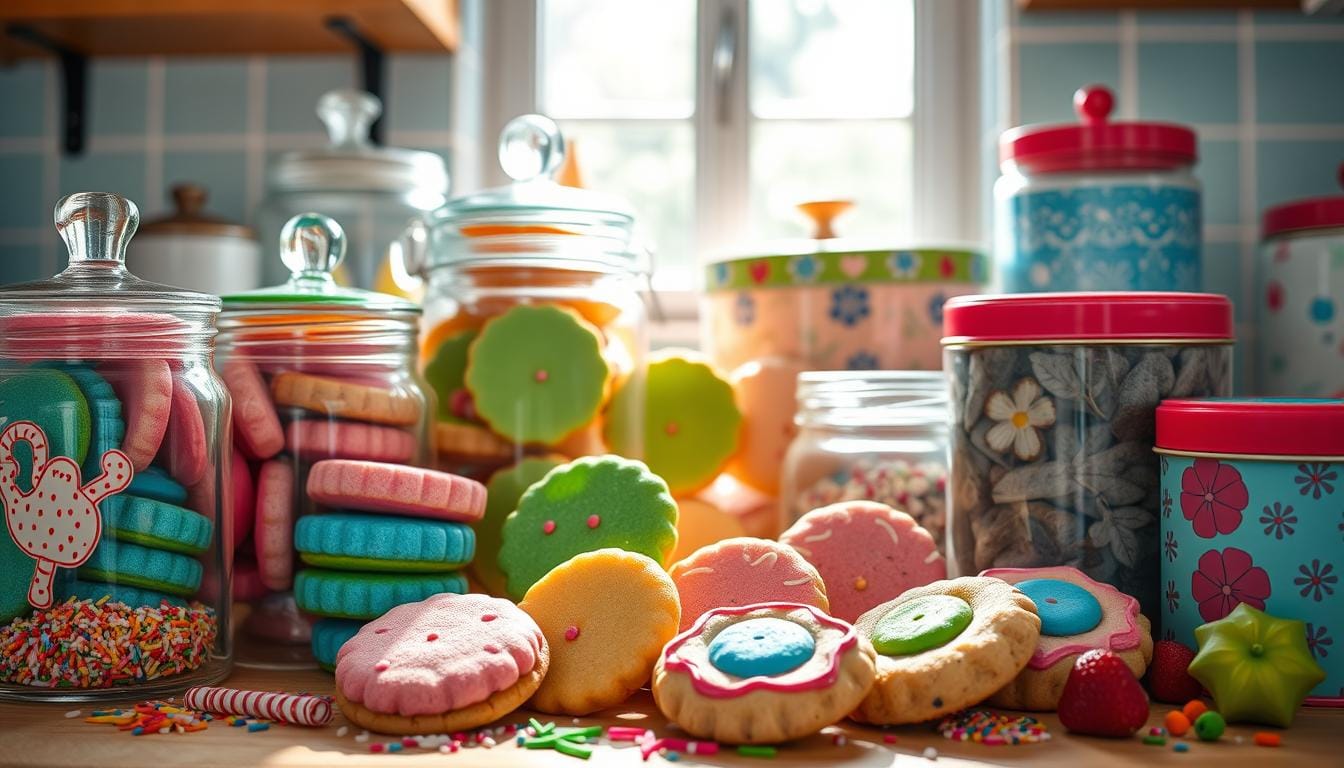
1157,398,1344,706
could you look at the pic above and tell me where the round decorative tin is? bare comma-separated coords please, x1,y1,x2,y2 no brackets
1156,398,1344,706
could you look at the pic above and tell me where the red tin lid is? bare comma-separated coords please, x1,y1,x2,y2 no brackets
1261,162,1344,239
942,292,1233,344
1157,398,1344,458
1000,85,1197,174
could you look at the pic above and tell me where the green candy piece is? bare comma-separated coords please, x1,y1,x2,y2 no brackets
0,368,91,491
869,595,973,656
473,457,566,596
465,305,608,445
423,329,477,424
1194,711,1225,741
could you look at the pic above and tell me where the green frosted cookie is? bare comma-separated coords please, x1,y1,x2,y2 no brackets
295,513,475,573
101,494,214,555
499,455,678,600
604,354,741,495
423,329,477,424
0,367,91,491
293,568,469,620
311,618,365,671
473,456,566,596
38,363,125,479
465,304,608,445
79,537,203,597
65,579,187,609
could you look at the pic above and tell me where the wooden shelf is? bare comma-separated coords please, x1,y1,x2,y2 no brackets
0,0,458,58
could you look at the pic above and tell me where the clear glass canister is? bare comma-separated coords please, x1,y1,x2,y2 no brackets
995,85,1201,293
256,90,449,295
780,371,950,553
0,192,231,700
410,115,648,481
216,213,431,667
942,292,1234,620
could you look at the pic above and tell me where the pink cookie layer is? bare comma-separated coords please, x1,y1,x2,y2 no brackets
781,501,946,623
232,448,256,551
255,458,295,592
670,537,828,632
164,375,208,486
232,556,268,602
222,360,283,460
284,420,416,464
336,593,544,716
104,358,173,471
307,460,486,523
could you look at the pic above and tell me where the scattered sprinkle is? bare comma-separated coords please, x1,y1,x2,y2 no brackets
336,726,348,738
922,746,939,760
937,710,1050,745
1194,711,1225,742
81,701,210,736
1182,699,1208,722
737,745,777,758
1149,726,1165,736
64,710,82,718
247,722,269,733
1254,732,1281,748
883,734,899,744
1143,735,1167,746
832,733,847,746
1165,710,1191,737
1174,742,1190,753
355,731,369,743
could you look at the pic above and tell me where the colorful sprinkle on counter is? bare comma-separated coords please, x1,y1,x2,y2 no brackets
83,701,211,735
937,710,1051,745
0,597,217,688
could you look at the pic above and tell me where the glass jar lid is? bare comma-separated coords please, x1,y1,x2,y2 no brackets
1262,162,1344,238
222,212,418,314
796,371,948,429
266,90,449,194
139,182,254,240
1000,85,1196,174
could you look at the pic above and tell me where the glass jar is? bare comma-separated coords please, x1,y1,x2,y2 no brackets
1256,162,1344,396
942,292,1234,620
780,371,950,552
256,90,449,296
216,213,432,668
995,85,1201,293
410,115,648,479
0,192,231,701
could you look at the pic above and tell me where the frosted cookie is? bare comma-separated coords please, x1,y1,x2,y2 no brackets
473,456,566,596
272,371,422,427
519,549,680,715
669,537,828,632
780,501,946,623
295,513,474,572
126,466,188,506
983,565,1154,711
306,460,486,523
435,421,515,463
294,568,469,620
725,357,804,496
670,498,747,564
231,449,254,549
652,603,876,744
313,618,365,672
335,593,549,735
103,358,172,471
80,538,203,598
221,360,283,459
422,328,476,424
285,420,416,464
163,375,208,486
100,494,214,555
850,577,1041,725
254,458,295,591
605,353,741,495
499,455,678,600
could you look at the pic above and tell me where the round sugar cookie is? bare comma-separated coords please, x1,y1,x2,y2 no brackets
422,328,476,424
255,458,295,591
335,593,548,734
79,538,203,597
126,466,188,505
605,353,741,495
781,501,947,623
100,493,214,555
669,537,829,632
313,618,365,671
294,568,469,620
232,449,255,549
295,513,474,572
65,579,186,609
435,421,515,463
0,368,90,490
652,603,877,744
306,460,486,523
271,371,422,427
982,565,1154,711
725,357,804,495
850,576,1041,725
102,358,172,471
519,549,680,715
670,498,748,564
164,375,208,486
498,455,679,600
285,420,417,464
473,456,566,596
465,304,609,445
221,359,283,459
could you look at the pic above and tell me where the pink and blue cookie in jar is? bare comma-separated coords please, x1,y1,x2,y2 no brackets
1157,398,1344,705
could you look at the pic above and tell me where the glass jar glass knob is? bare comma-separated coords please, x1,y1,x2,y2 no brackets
317,89,381,149
499,114,565,182
55,191,139,266
281,212,346,283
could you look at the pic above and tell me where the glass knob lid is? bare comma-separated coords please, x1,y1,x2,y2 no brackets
280,212,346,281
499,114,565,182
317,89,381,149
55,191,139,266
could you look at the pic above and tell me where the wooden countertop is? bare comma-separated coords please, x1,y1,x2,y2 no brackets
0,665,1338,767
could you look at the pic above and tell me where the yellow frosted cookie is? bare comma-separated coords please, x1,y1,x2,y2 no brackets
271,371,422,426
519,549,680,715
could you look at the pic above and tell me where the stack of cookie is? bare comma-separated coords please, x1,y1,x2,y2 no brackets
291,459,486,670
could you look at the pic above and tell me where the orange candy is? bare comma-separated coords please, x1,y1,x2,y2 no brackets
1182,699,1208,722
1164,710,1191,737
1254,732,1281,748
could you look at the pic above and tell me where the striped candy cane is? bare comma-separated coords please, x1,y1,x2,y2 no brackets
184,686,332,726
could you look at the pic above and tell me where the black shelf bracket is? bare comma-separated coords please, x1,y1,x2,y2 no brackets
7,24,88,155
326,17,386,146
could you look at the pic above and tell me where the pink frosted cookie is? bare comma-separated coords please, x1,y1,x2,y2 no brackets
232,448,255,550
284,420,416,464
307,460,486,523
335,593,549,735
163,375,208,486
725,357,804,496
104,358,173,471
781,501,946,623
982,565,1153,711
232,554,268,602
254,458,295,591
222,360,283,460
669,537,829,632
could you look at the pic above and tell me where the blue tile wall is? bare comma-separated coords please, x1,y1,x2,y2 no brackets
264,57,355,133
164,60,249,135
89,61,148,136
0,61,46,138
0,155,44,229
1257,140,1344,211
1255,41,1344,124
1018,42,1120,124
163,150,249,223
1197,139,1240,228
1137,42,1238,125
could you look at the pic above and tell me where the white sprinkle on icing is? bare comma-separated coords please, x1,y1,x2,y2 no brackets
923,550,942,564
748,551,779,568
791,545,812,558
782,576,813,586
677,566,716,579
873,516,901,547
803,529,833,543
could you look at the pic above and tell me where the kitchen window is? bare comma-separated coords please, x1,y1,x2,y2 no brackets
466,0,978,306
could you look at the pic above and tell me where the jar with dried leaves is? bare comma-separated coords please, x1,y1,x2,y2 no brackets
942,293,1234,618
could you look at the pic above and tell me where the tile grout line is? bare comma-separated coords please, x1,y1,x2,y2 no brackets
145,57,166,214
244,57,267,228
1118,11,1139,119
1237,9,1258,391
1014,22,1344,44
41,59,59,273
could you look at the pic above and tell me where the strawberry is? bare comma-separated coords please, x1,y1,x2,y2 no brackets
1146,640,1203,704
1058,649,1150,737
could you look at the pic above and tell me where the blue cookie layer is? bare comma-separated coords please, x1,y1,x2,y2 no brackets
708,617,816,678
311,618,365,671
65,579,187,609
125,467,188,505
293,568,468,620
1016,578,1103,637
100,494,213,555
41,363,125,478
294,513,475,572
79,537,203,597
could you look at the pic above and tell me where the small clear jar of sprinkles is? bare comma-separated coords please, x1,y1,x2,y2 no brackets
0,193,231,701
